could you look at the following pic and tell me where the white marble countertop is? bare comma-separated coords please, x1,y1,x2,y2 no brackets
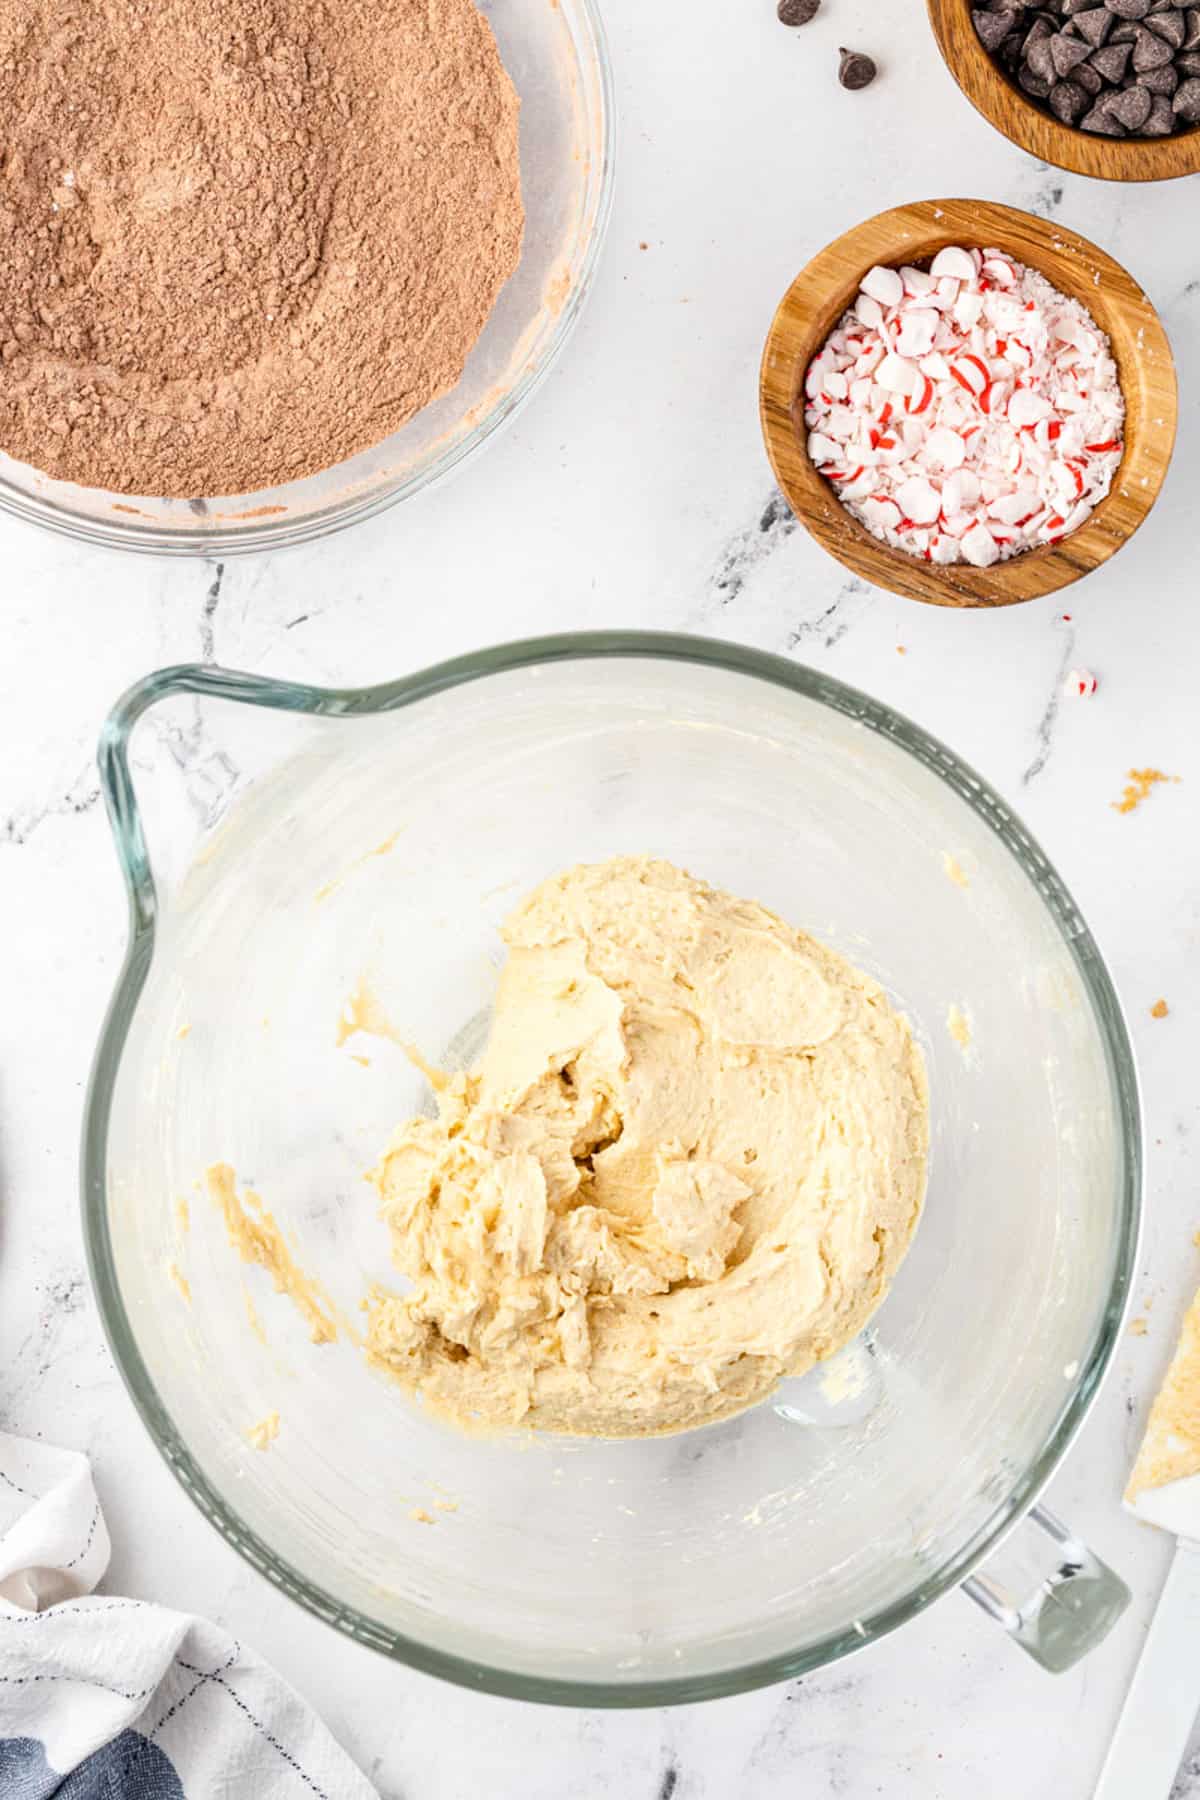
2,1,1199,1794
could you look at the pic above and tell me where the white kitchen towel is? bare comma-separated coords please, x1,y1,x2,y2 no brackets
0,1430,379,1799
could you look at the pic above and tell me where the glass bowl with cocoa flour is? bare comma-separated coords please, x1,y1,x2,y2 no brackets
0,0,612,555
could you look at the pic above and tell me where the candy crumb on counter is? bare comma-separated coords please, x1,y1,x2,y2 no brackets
1113,768,1179,814
411,1507,435,1524
1151,998,1169,1019
1130,1317,1149,1336
166,1260,191,1304
801,245,1123,566
1064,667,1098,697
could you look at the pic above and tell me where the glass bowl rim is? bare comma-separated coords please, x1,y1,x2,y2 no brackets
0,0,615,558
81,629,1142,1705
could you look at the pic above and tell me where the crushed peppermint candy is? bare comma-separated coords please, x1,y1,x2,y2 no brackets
800,245,1125,567
1064,667,1098,696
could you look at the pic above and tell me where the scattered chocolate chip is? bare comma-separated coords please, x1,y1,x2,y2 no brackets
974,6,1019,47
777,0,820,24
1105,0,1150,16
1146,7,1187,42
837,46,877,87
1173,69,1200,107
1073,6,1116,42
1090,38,1133,74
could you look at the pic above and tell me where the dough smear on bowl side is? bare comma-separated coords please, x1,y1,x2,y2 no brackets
364,856,929,1438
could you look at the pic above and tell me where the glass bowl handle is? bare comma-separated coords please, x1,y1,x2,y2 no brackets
962,1503,1131,1672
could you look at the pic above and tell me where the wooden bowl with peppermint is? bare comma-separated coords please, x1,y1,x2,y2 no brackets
927,0,1200,181
759,197,1177,608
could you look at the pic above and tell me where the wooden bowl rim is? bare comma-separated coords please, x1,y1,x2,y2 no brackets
926,0,1200,184
759,197,1178,610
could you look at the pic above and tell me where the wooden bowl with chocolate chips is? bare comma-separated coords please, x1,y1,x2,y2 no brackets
759,198,1177,608
928,0,1200,180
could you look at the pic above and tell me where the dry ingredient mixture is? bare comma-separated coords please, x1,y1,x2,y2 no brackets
363,857,929,1438
974,0,1200,138
801,245,1125,566
0,0,524,497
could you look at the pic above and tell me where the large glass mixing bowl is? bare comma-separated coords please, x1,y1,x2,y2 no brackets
0,0,612,555
84,635,1140,1702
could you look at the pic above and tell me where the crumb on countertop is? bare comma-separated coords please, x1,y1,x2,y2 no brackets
1151,998,1169,1019
1130,1316,1148,1336
1113,768,1178,815
410,1507,434,1525
175,1197,190,1235
166,1260,191,1304
942,852,970,890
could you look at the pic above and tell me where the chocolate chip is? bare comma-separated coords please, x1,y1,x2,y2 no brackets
974,0,1199,130
1089,38,1133,72
1073,6,1116,41
974,6,1020,47
1132,21,1176,61
1049,27,1094,64
1143,89,1178,120
1146,7,1187,40
1107,78,1154,116
1081,98,1128,124
1027,31,1059,70
1050,74,1091,110
777,0,820,24
837,46,876,87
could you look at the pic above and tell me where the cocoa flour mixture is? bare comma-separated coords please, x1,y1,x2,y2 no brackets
0,0,524,496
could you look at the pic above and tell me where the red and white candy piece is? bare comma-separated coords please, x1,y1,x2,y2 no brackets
1063,668,1098,698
